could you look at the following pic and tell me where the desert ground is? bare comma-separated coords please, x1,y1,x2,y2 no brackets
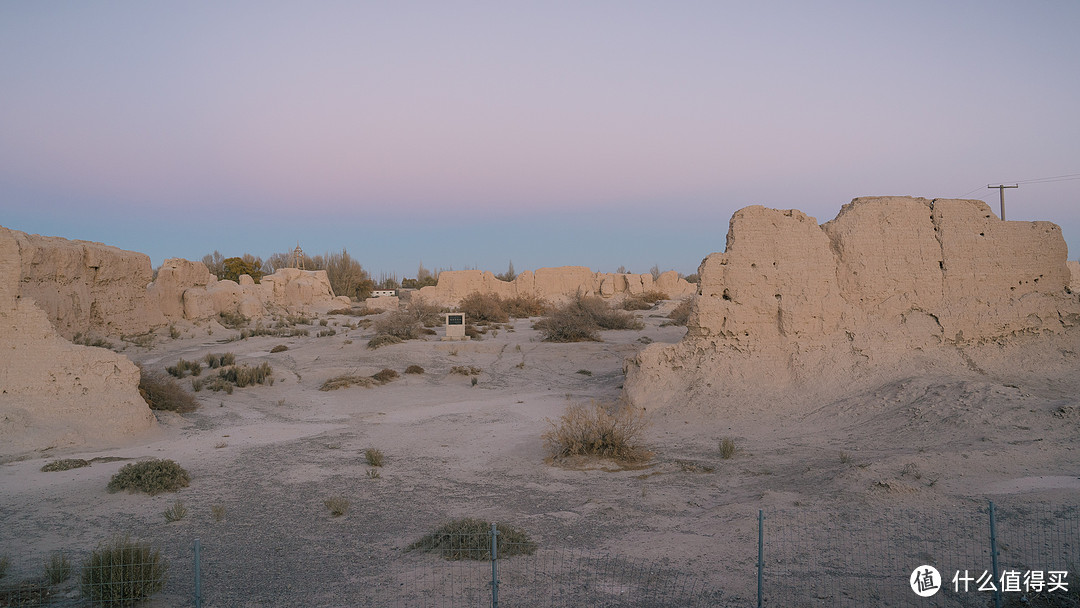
2,300,1078,607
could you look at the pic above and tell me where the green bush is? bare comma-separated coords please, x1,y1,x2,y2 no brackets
138,368,199,413
81,536,167,606
107,459,190,495
406,519,537,561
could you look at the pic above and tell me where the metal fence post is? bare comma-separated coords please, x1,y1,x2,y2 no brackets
988,502,1001,608
194,538,202,608
491,522,499,608
757,510,764,608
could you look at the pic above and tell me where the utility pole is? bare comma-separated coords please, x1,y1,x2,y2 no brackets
987,184,1017,220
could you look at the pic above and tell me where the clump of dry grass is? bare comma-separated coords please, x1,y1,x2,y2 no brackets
203,352,236,368
44,551,71,584
138,367,200,413
542,401,650,463
324,497,350,517
662,298,693,327
217,362,274,388
450,366,482,376
165,358,202,378
81,536,166,605
404,365,425,374
270,344,288,353
367,333,403,349
365,448,384,467
320,369,399,391
162,500,188,523
211,505,226,522
720,438,737,459
217,311,248,329
41,458,90,472
319,374,375,391
621,290,668,311
371,368,399,383
406,519,537,561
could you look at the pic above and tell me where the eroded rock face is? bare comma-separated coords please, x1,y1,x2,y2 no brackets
625,197,1080,412
415,266,695,307
0,227,155,460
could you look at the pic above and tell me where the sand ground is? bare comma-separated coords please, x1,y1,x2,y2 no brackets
1,301,1078,607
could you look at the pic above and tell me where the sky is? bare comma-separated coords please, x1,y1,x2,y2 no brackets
2,1,1078,279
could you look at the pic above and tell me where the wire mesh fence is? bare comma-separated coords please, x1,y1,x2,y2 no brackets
4,503,1076,607
759,501,1079,607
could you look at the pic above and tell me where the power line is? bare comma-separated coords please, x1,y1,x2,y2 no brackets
957,172,1080,198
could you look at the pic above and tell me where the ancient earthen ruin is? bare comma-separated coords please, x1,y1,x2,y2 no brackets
415,266,695,307
624,197,1080,412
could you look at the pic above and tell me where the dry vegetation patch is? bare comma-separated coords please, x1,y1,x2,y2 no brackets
41,459,90,472
542,401,651,464
663,298,693,327
107,459,190,496
81,536,167,606
406,519,537,561
533,293,642,342
320,369,400,391
138,368,200,413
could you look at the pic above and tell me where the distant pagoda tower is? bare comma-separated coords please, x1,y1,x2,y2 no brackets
292,243,306,270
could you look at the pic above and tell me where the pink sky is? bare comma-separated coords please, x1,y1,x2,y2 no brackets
2,2,1078,276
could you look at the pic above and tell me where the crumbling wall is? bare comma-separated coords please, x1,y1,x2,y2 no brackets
149,259,351,322
415,266,695,307
0,227,155,460
11,229,165,339
625,197,1080,412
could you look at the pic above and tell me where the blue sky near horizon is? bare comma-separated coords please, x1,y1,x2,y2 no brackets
2,2,1078,278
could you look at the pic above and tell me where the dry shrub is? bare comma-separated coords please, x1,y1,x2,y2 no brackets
270,344,288,353
107,459,190,495
41,458,90,472
203,353,236,368
365,448,384,467
463,325,483,340
44,551,71,584
165,358,201,378
371,368,399,383
533,293,642,342
138,368,199,413
663,298,693,327
81,536,167,605
458,293,509,324
0,580,49,606
720,438,737,459
324,497,350,517
374,311,421,340
404,365,425,374
406,519,537,561
319,375,375,391
450,366,481,376
367,333,403,349
217,362,273,387
407,298,444,327
503,294,550,318
542,401,650,463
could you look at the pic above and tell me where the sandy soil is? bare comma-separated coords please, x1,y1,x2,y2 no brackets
1,301,1078,607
